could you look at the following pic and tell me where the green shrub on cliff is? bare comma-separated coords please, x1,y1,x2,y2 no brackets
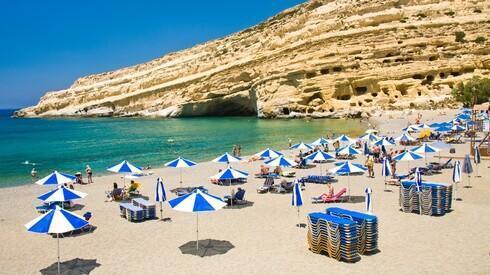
451,76,490,107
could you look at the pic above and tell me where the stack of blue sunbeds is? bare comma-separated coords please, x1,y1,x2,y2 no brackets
301,175,335,184
399,181,452,216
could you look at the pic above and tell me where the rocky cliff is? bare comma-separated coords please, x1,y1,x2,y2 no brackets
15,0,490,119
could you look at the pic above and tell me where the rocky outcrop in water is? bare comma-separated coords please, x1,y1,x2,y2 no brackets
15,0,490,118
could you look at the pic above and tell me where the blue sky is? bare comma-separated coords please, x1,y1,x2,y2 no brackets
0,0,305,109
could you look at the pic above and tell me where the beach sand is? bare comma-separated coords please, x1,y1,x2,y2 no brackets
1,109,489,274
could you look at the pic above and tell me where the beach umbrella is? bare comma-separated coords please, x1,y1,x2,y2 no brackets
429,122,442,128
35,171,76,186
451,124,466,132
394,132,416,144
381,157,392,191
304,151,335,176
365,187,373,213
462,154,473,187
359,133,380,143
212,152,241,166
107,160,143,174
414,167,423,215
25,206,89,275
474,145,481,177
37,185,87,208
210,167,248,206
265,155,297,167
411,143,440,164
168,189,226,251
290,141,313,151
165,157,197,187
374,137,395,147
291,180,303,227
452,160,462,201
155,177,167,220
329,161,365,200
402,125,420,132
434,125,452,133
311,137,330,146
334,134,356,145
255,148,283,159
336,145,361,156
417,123,431,130
393,151,424,172
334,161,367,171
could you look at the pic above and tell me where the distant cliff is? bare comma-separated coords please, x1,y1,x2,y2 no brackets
15,0,490,119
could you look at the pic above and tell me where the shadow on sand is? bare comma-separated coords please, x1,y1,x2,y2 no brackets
40,258,101,275
179,239,234,257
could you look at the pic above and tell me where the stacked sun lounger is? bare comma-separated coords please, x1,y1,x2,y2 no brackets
119,202,145,222
326,207,378,254
301,175,335,184
132,198,156,219
307,212,360,262
399,181,452,216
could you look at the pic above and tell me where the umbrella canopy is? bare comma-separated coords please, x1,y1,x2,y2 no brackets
169,189,226,212
359,133,380,142
311,137,330,146
290,141,313,150
212,152,241,164
107,160,143,174
210,167,248,180
165,157,197,168
393,151,424,162
417,123,431,129
394,132,416,143
304,151,335,162
452,160,462,183
434,125,452,132
336,145,361,156
374,137,395,147
334,161,367,171
329,161,366,174
255,148,283,159
25,206,88,234
451,124,466,131
265,156,297,167
38,185,87,203
334,134,356,144
155,177,167,202
402,125,420,132
429,122,442,128
474,146,481,164
35,171,76,186
381,157,392,177
462,154,473,174
291,180,303,207
411,143,440,154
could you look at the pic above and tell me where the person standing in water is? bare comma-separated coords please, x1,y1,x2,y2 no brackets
31,168,38,181
86,165,93,184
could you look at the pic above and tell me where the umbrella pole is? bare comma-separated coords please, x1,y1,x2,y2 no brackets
384,175,387,192
160,202,163,220
229,179,233,206
179,168,183,187
297,206,300,227
57,233,60,275
319,163,322,177
196,213,199,251
348,173,351,201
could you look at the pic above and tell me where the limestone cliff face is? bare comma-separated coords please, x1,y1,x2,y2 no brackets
15,0,490,118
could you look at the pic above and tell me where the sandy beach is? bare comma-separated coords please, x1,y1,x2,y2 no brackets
1,109,489,275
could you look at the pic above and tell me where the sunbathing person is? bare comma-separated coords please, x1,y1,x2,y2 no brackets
105,182,123,202
273,166,282,175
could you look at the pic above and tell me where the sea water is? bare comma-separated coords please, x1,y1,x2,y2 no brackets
0,109,365,187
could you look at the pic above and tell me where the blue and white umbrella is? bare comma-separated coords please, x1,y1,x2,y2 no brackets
165,157,197,187
474,145,481,177
107,160,143,174
374,137,395,147
435,125,452,132
393,151,424,162
359,133,380,143
211,167,248,206
334,134,356,145
255,148,283,159
290,141,313,150
329,161,365,200
35,171,76,186
38,185,87,205
411,143,440,164
292,180,303,226
155,177,167,219
334,161,367,171
336,145,361,156
429,122,442,128
168,189,226,251
381,157,392,191
265,155,297,167
452,160,462,201
402,125,420,132
212,152,241,165
305,151,335,162
417,123,431,130
462,154,473,187
394,132,416,144
25,206,89,274
451,124,466,132
311,137,330,146
365,187,373,213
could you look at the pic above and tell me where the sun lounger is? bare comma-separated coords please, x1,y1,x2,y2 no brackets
254,173,279,179
257,177,274,193
224,189,247,205
281,170,296,177
311,188,347,203
302,175,335,184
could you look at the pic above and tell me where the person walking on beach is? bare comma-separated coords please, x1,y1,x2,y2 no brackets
237,145,242,157
288,138,292,148
365,154,374,178
232,145,237,157
86,165,93,184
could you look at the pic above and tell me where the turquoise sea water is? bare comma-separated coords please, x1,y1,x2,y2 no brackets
0,109,365,187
